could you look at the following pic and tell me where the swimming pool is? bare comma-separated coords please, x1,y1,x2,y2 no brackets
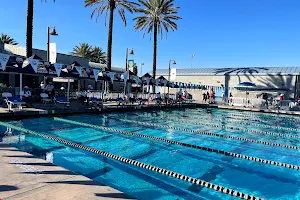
0,108,299,199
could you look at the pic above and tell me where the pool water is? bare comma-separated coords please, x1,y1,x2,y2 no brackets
0,108,299,200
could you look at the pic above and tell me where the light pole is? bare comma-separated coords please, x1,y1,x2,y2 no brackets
140,63,144,76
45,26,58,86
168,59,176,94
125,48,134,71
47,26,58,62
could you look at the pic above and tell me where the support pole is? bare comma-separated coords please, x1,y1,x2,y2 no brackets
19,73,23,99
67,78,70,101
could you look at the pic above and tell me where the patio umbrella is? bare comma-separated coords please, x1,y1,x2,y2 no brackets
49,63,64,77
235,82,257,103
60,61,84,100
21,54,48,74
236,82,257,89
3,55,23,73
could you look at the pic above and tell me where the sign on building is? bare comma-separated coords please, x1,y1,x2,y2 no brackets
170,68,176,81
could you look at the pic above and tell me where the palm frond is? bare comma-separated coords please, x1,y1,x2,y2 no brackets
0,33,18,45
134,0,181,39
85,0,139,26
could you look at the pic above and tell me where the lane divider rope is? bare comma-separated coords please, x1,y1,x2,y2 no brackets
133,113,300,139
113,118,299,150
196,108,300,121
188,110,300,132
54,117,300,170
0,121,264,200
169,118,300,139
191,115,300,133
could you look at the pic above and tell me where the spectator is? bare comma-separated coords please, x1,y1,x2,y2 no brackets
129,93,135,104
184,89,188,98
45,82,55,101
206,91,209,101
202,92,207,102
79,88,87,105
40,81,45,90
156,92,162,100
279,94,284,101
178,88,183,99
23,86,33,106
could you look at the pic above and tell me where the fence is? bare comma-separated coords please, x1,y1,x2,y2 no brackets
223,97,299,110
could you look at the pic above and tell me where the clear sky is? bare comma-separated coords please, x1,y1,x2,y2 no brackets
1,0,300,73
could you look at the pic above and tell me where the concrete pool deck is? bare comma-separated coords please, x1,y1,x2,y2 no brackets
0,143,135,200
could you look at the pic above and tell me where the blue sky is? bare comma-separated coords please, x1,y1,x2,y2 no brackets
1,0,300,73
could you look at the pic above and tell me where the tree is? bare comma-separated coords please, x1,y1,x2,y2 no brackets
71,43,93,59
0,33,18,45
26,0,56,58
134,0,181,91
91,46,107,64
84,0,139,71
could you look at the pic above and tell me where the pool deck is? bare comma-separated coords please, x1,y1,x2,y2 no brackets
0,143,135,200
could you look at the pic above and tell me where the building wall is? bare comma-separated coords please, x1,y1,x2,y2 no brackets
157,74,298,101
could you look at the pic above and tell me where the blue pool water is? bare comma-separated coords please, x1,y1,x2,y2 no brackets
0,108,299,199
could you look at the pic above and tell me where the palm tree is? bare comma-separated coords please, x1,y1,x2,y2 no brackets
91,46,107,64
134,0,181,92
71,43,93,59
26,0,56,58
84,0,139,71
0,33,18,45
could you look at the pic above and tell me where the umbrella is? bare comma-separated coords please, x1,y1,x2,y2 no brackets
21,54,48,74
235,82,257,104
236,82,257,89
5,55,23,73
141,73,152,78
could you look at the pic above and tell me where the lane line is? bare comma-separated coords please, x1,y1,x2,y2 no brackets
170,119,300,139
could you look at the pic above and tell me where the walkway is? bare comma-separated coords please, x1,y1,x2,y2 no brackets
0,143,135,200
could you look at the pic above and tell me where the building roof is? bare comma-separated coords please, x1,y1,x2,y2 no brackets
155,66,300,76
89,62,125,73
4,44,124,72
4,44,90,68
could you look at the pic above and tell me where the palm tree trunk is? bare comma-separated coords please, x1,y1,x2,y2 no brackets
152,24,158,93
26,0,33,58
107,1,115,71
